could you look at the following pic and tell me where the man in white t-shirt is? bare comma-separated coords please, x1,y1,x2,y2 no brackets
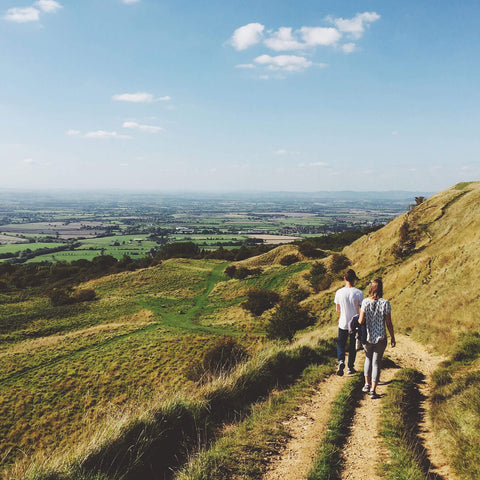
334,269,364,375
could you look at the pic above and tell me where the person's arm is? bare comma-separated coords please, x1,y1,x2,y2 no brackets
336,304,341,313
358,310,365,325
385,312,396,347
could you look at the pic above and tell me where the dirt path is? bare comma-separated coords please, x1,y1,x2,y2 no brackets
262,374,346,480
262,334,459,480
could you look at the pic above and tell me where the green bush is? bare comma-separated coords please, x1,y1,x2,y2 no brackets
242,288,281,316
328,253,351,274
265,298,316,342
279,254,299,266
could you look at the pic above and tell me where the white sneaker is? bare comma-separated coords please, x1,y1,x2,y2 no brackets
362,384,371,393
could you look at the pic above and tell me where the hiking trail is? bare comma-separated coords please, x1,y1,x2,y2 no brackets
262,334,459,480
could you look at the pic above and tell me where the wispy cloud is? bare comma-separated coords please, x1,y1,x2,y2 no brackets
112,92,170,103
254,55,313,72
4,1,62,22
328,12,380,39
123,121,163,133
122,0,140,4
4,7,40,22
66,129,131,139
35,0,62,13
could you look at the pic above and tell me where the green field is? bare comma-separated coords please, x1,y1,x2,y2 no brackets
0,258,270,469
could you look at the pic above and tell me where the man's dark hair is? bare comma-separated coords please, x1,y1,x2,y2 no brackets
344,269,358,284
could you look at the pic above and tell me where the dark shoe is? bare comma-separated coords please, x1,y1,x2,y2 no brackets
347,367,357,374
336,363,345,376
369,391,380,399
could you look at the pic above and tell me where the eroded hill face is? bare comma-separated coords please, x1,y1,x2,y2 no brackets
343,181,480,351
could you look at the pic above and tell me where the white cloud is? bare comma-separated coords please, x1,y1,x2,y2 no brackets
113,92,154,103
264,27,304,51
22,158,36,165
122,0,140,4
235,63,255,69
254,55,313,72
341,42,356,54
67,129,130,139
299,27,341,46
35,0,62,13
4,7,40,23
112,92,170,103
230,23,265,51
84,130,130,139
391,130,399,136
123,121,163,133
329,12,380,39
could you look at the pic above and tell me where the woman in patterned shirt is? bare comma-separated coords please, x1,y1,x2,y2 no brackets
358,278,396,399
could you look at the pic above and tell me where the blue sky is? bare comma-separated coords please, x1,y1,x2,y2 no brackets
1,0,479,192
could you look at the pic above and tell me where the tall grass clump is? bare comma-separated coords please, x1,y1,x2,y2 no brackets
307,373,363,480
431,333,480,480
21,339,335,480
380,368,427,480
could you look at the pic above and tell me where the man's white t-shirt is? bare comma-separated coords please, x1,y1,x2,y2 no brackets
334,286,364,330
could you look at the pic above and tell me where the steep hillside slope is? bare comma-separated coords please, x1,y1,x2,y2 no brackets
344,181,480,349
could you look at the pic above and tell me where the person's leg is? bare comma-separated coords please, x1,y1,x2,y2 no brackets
363,343,374,390
370,339,387,396
337,328,348,375
347,331,357,372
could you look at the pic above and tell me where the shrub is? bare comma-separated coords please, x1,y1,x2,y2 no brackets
265,298,316,342
74,288,96,302
309,262,333,292
285,282,310,303
298,242,327,259
328,253,350,274
224,265,236,278
188,336,249,381
242,288,281,316
280,254,299,266
47,288,74,306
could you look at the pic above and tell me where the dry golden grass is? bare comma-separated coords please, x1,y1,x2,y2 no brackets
234,244,305,268
342,181,480,352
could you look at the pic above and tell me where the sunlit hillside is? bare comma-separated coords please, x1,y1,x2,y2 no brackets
343,181,480,350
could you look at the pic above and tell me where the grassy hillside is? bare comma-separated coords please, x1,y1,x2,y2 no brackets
342,181,480,350
2,181,480,479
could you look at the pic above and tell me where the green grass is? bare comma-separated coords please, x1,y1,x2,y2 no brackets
18,340,335,480
430,333,480,480
379,368,427,480
307,373,364,480
174,361,334,480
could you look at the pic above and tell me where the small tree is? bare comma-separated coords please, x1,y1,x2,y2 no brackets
328,253,351,274
265,298,315,342
242,288,280,316
309,262,329,292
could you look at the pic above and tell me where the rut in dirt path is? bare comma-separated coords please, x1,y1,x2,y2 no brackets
262,334,459,480
262,373,347,480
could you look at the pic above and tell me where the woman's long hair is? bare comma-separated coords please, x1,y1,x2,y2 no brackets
369,278,383,300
